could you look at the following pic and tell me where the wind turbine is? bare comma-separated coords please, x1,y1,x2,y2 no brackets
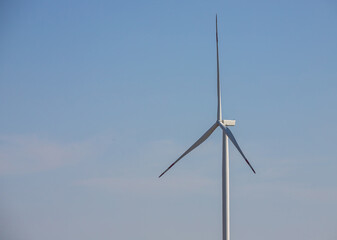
159,15,256,240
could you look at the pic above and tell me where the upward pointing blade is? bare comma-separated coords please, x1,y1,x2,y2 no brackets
219,122,256,174
159,122,218,178
216,14,222,121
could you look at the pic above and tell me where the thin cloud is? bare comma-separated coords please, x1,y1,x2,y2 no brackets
75,176,217,195
236,181,337,204
0,135,103,175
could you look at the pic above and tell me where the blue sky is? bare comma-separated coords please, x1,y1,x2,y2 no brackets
1,0,337,239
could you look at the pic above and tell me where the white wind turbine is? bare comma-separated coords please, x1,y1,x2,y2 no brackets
159,15,256,240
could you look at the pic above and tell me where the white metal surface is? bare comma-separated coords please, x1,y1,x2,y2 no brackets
216,15,222,121
223,131,230,240
158,123,218,178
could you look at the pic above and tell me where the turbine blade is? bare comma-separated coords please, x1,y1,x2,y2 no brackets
219,123,256,174
216,14,222,121
159,122,218,178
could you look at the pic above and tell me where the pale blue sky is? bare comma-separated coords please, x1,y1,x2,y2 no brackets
1,0,337,239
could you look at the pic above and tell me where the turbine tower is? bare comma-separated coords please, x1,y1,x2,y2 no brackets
159,15,256,240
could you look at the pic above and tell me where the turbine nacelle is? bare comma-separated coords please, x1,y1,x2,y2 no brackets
220,120,236,126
